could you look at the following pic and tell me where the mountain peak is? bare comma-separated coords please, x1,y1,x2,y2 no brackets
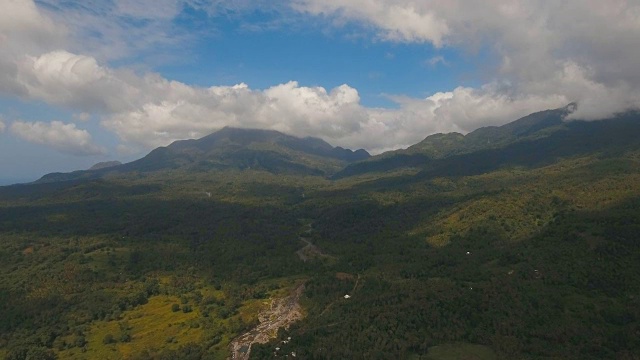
37,127,370,183
333,105,640,179
168,127,367,158
137,127,370,176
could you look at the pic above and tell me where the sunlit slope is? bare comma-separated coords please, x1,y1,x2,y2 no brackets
1,107,639,359
335,107,640,179
37,127,369,183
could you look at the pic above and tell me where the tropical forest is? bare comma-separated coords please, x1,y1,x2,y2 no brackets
1,106,639,359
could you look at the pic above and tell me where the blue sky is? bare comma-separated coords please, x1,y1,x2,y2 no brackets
134,4,483,107
1,0,639,184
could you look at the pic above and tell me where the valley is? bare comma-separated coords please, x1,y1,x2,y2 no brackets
1,107,640,359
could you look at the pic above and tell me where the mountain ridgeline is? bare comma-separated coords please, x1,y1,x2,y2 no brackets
89,161,122,171
143,127,370,173
334,104,640,178
38,127,370,182
1,105,640,360
37,104,640,184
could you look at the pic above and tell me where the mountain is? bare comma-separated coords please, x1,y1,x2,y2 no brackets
37,127,370,183
334,104,640,178
128,127,369,174
2,106,640,359
89,161,122,170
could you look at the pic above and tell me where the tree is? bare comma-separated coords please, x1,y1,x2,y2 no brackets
103,333,115,344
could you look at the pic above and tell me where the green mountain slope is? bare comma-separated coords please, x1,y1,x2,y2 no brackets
37,127,370,183
1,107,639,359
334,104,637,179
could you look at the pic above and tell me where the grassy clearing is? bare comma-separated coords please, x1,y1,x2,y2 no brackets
424,342,497,360
57,295,203,359
50,278,301,359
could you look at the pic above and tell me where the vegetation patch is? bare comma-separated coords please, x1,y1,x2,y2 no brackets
424,342,497,360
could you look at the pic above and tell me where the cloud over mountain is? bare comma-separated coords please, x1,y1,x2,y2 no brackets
1,0,639,158
292,0,640,121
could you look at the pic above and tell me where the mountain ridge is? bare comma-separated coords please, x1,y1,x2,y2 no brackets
26,105,640,184
2,105,640,359
333,104,639,179
36,127,370,183
89,161,122,170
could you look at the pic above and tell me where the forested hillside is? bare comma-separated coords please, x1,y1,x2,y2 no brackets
1,110,639,359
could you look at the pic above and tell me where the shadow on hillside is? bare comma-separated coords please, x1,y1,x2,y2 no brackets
0,180,162,202
335,115,640,181
0,196,287,239
281,194,640,359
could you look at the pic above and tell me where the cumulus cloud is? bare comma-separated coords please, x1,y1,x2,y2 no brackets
101,81,370,149
17,51,110,111
0,48,603,155
11,120,106,156
0,0,67,96
2,0,639,158
337,85,567,153
292,0,640,120
103,76,567,153
15,50,149,113
0,119,5,133
0,0,66,53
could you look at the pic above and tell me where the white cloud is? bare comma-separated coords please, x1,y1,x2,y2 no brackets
425,55,447,68
292,0,449,45
336,84,567,153
0,0,67,53
0,119,5,133
33,0,289,63
101,81,370,149
2,0,640,159
14,50,154,113
102,76,567,154
292,0,640,120
0,48,607,155
17,51,111,111
34,0,193,62
73,113,91,122
0,0,67,96
10,120,105,156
